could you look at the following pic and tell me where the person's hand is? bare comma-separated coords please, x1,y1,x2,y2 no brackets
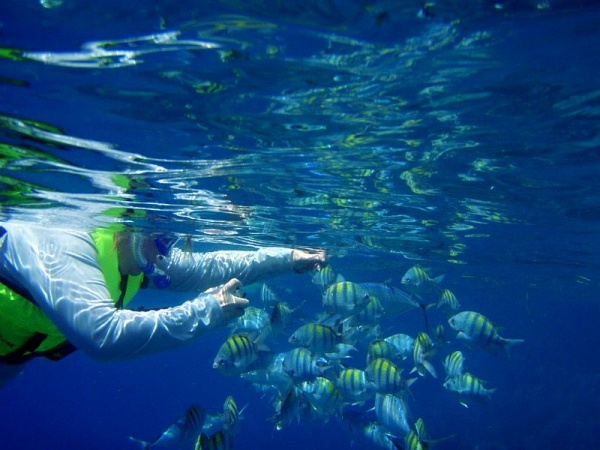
213,278,249,321
292,249,328,273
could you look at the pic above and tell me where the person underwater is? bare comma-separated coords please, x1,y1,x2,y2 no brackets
0,221,326,386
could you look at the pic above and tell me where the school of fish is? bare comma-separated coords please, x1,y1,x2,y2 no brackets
134,263,523,449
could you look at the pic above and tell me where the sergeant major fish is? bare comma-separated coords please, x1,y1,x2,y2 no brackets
383,333,415,360
366,357,417,396
289,323,346,354
336,368,376,405
312,265,344,291
195,430,235,450
448,311,524,355
401,264,444,297
229,306,270,335
301,376,344,419
375,393,413,436
443,372,496,407
213,333,269,376
343,410,404,450
412,332,437,378
322,281,370,315
437,288,460,311
443,350,465,380
130,404,206,450
282,347,332,381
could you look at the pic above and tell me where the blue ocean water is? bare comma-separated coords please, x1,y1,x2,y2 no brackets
1,1,599,449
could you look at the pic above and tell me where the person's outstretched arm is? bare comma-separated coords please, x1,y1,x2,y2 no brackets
0,223,247,361
159,246,326,292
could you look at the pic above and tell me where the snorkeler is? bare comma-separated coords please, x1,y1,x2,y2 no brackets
0,221,326,386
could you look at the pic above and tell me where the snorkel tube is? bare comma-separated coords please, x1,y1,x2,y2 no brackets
131,234,173,289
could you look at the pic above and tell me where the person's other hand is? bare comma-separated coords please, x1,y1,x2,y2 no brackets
292,249,328,273
214,278,249,321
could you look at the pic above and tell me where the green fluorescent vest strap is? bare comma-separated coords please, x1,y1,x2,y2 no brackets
0,228,144,362
91,229,144,308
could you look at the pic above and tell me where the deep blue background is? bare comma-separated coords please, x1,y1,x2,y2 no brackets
1,1,600,449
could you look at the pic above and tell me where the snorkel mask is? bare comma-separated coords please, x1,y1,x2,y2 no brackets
131,234,178,288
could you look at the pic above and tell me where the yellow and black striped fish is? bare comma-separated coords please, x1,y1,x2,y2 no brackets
365,357,416,395
448,311,524,355
322,281,370,315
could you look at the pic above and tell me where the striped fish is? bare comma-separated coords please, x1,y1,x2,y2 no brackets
288,323,342,353
130,404,206,450
404,418,429,450
240,369,293,396
384,333,415,360
195,430,234,450
365,357,416,395
351,296,385,325
260,283,280,306
443,351,465,380
343,410,403,450
336,368,376,405
212,333,265,376
222,396,239,436
322,281,370,315
271,385,309,431
311,265,344,291
282,347,330,380
301,376,344,419
443,372,496,407
375,393,413,436
448,311,524,355
229,306,270,335
401,264,445,297
269,301,303,335
437,288,460,310
366,339,400,364
412,332,437,378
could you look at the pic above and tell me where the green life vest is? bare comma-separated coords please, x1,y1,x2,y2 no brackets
0,228,145,364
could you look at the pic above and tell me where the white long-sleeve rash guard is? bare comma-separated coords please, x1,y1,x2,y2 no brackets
0,222,294,361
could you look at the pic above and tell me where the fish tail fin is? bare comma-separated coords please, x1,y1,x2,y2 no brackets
403,377,419,400
422,360,438,378
433,274,445,284
128,436,151,450
502,337,525,357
